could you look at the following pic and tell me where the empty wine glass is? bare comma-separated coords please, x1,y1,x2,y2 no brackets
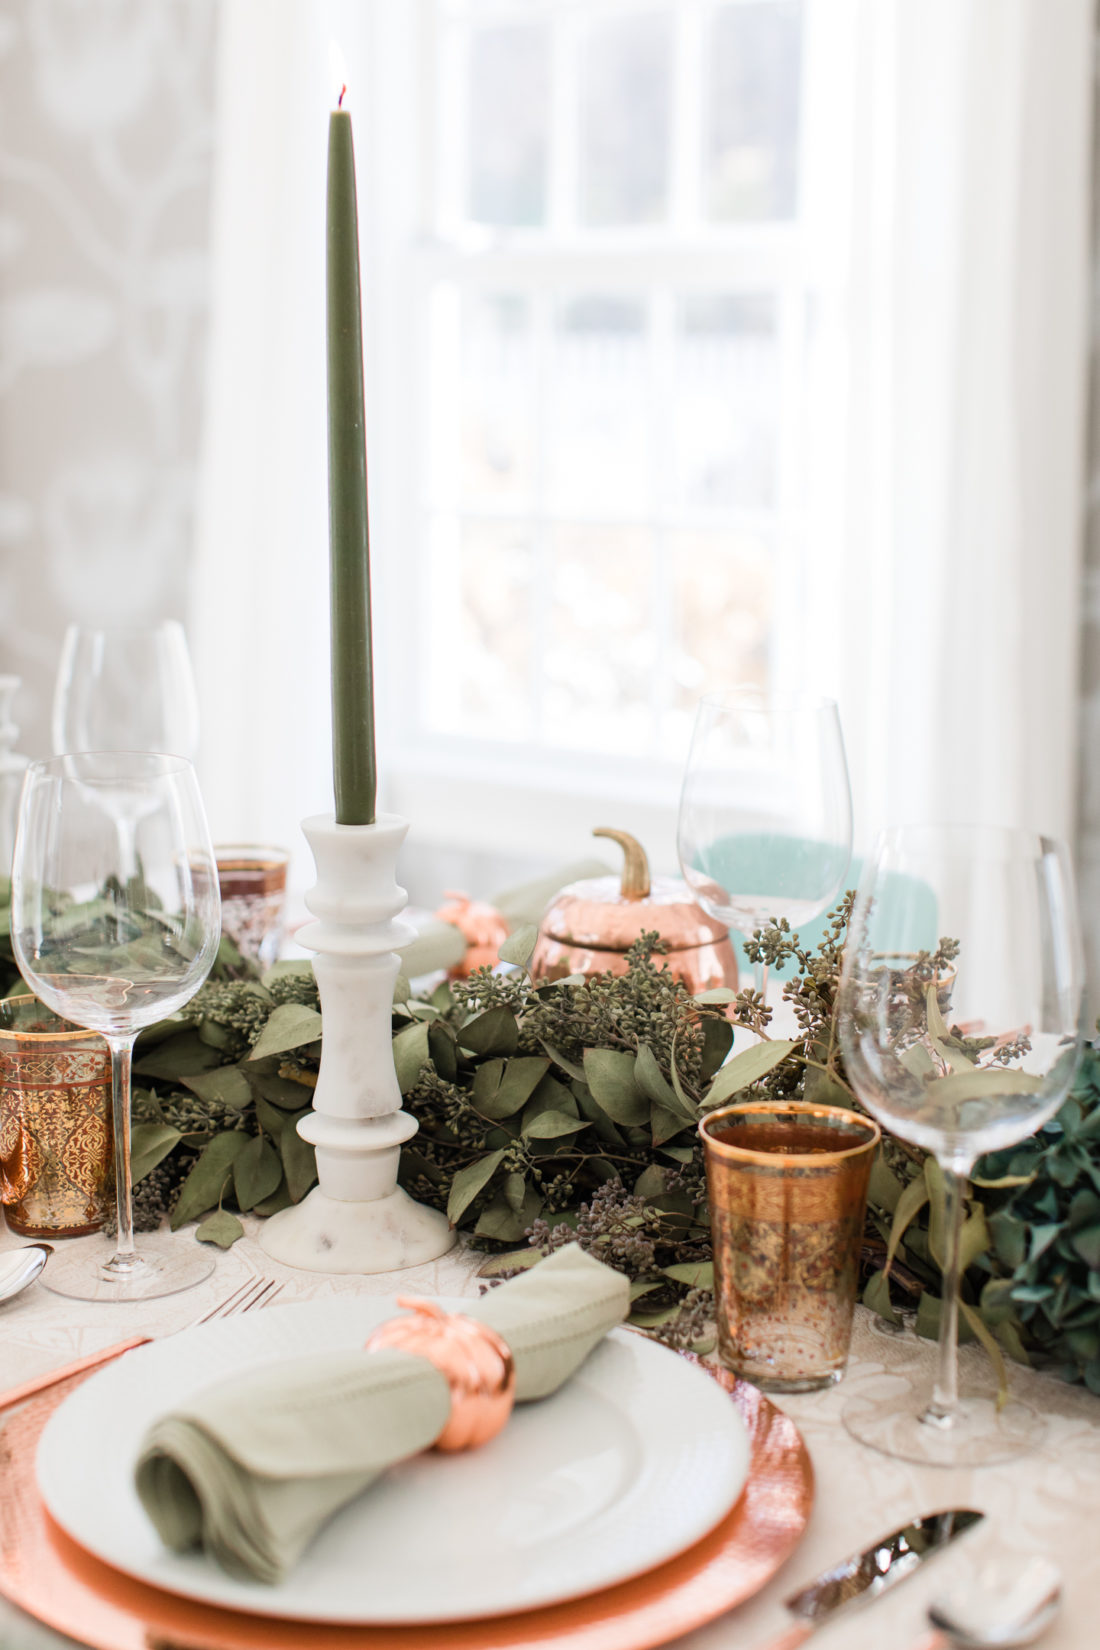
677,691,853,999
837,824,1084,1465
11,753,222,1301
52,621,200,760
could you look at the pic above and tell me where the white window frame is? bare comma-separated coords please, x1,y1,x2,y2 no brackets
361,0,853,869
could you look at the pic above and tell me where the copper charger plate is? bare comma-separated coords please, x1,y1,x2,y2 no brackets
0,1362,813,1650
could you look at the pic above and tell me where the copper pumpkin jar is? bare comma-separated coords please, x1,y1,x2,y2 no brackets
530,829,739,994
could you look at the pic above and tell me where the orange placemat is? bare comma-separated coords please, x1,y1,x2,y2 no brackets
0,1362,812,1650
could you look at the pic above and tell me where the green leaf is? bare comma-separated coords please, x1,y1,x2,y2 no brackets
633,1164,670,1200
703,1038,799,1108
498,924,539,969
885,1173,930,1275
458,1006,519,1057
523,1110,590,1140
474,1184,543,1242
540,1041,588,1083
693,988,737,1004
960,1299,1009,1408
248,1003,324,1062
650,1103,690,1146
130,1122,182,1185
447,1149,507,1223
254,1180,294,1218
392,972,411,1005
958,1204,991,1274
171,1132,248,1229
233,1135,283,1211
428,1021,458,1082
863,1268,901,1326
472,1056,549,1121
196,1210,245,1249
583,1049,649,1126
134,1031,221,1080
923,1068,1043,1107
1071,1223,1100,1269
867,1150,904,1216
477,1248,542,1278
661,1261,714,1290
392,1020,431,1094
254,1095,286,1139
247,1065,319,1108
280,1113,317,1203
699,1018,734,1083
182,1065,254,1110
635,1042,696,1123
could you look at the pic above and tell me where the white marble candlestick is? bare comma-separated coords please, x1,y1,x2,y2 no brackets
259,812,454,1273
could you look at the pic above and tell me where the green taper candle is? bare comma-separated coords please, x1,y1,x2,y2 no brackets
327,98,376,825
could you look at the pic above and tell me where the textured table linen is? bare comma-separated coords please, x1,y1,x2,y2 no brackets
1,1221,1099,1650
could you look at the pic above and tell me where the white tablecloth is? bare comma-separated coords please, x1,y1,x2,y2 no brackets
1,1220,1098,1650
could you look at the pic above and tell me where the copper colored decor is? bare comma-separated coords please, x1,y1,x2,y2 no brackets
530,828,739,994
0,997,112,1238
215,845,290,971
0,1368,811,1650
363,1297,516,1451
700,1101,879,1393
433,892,510,979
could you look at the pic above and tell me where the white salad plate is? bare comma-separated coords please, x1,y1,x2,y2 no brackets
36,1296,751,1625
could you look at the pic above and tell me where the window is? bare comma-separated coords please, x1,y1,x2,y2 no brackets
399,0,811,810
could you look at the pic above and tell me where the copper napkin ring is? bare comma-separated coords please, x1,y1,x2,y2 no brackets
364,1297,516,1451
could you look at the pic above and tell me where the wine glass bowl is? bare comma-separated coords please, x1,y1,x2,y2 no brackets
52,621,200,760
837,823,1084,1465
10,752,221,1302
677,691,853,988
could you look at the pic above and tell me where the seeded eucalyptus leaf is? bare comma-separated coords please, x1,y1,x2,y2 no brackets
281,1114,317,1203
520,1074,577,1130
703,1038,800,1108
248,1003,324,1062
661,1260,714,1290
247,1066,319,1108
393,1020,431,1093
459,1006,519,1057
262,961,314,987
196,1210,245,1249
699,1018,734,1083
428,1021,458,1082
171,1132,249,1228
694,987,737,1004
233,1135,283,1211
651,1103,690,1145
863,1267,901,1325
477,1248,542,1278
130,1122,182,1184
498,924,538,969
502,1172,526,1214
254,1095,286,1139
447,1148,507,1223
392,972,411,1005
583,1049,648,1126
474,1184,543,1242
886,1172,930,1274
472,1056,549,1120
254,1180,294,1218
523,1110,590,1140
540,1041,587,1083
135,1031,222,1080
633,1164,669,1200
867,1151,904,1216
183,1065,254,1110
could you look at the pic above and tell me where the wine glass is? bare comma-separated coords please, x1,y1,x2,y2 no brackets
10,753,222,1302
677,691,853,999
837,824,1084,1466
52,621,200,760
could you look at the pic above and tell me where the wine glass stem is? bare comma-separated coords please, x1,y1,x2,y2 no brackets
105,1031,138,1273
926,1164,967,1425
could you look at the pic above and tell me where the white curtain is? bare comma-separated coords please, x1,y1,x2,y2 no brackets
192,0,1095,889
812,0,1093,853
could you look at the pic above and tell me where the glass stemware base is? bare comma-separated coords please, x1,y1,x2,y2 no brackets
843,1375,1045,1467
39,1233,215,1303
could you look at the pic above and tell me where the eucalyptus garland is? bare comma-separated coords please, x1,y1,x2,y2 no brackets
2,874,1098,1387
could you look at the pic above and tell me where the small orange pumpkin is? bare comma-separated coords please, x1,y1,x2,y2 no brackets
364,1297,516,1451
434,891,510,979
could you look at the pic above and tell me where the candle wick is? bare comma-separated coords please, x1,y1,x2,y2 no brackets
338,83,347,108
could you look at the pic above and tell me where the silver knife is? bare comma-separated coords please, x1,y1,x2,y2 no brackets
760,1509,985,1649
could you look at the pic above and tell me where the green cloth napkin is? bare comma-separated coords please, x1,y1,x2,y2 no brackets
134,1245,629,1586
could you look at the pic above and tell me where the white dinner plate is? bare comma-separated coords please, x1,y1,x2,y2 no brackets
36,1296,751,1625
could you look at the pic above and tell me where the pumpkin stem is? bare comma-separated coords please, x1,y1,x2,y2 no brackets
592,828,651,900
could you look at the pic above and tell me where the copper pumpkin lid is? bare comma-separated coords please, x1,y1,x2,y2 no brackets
540,829,730,954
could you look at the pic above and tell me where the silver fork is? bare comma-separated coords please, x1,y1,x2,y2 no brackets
0,1275,286,1412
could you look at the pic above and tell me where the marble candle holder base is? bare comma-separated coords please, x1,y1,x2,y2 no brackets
259,812,454,1275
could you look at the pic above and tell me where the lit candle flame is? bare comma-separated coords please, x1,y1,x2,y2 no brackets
330,40,349,109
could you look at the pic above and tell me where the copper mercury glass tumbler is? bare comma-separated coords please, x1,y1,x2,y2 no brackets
700,1101,880,1392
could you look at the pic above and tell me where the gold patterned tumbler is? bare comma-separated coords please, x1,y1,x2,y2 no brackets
700,1101,879,1392
0,996,113,1238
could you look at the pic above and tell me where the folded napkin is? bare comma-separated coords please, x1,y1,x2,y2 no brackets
134,1245,629,1586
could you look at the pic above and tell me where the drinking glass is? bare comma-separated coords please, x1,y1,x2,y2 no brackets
10,753,222,1301
837,824,1084,1465
52,621,200,760
677,691,853,998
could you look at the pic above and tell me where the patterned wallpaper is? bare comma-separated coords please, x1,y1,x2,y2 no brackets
0,0,215,762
